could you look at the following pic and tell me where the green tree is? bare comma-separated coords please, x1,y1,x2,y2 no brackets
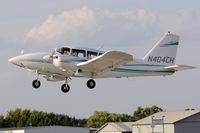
76,118,87,127
6,108,22,127
0,108,87,128
121,114,132,122
54,114,70,126
87,111,124,128
132,105,163,121
19,109,31,127
29,110,47,126
0,115,4,127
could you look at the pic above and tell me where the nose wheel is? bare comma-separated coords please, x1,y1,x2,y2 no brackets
32,71,41,89
87,79,96,89
61,77,71,93
32,80,41,88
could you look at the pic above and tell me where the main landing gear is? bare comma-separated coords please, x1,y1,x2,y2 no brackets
60,79,96,93
87,79,96,89
61,84,70,93
86,73,96,89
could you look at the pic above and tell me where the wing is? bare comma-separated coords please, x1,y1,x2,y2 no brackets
164,64,196,71
77,51,133,73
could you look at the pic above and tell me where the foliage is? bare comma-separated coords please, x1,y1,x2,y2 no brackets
86,111,131,128
0,106,163,128
185,108,195,111
132,105,163,121
0,115,5,127
0,108,86,128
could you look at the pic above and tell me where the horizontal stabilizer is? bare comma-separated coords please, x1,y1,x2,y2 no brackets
164,65,196,71
77,51,133,73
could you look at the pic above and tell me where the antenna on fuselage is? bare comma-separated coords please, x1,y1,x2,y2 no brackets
97,45,104,51
21,50,24,55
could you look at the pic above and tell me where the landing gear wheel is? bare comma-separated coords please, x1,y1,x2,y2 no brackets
61,84,70,93
87,79,96,89
32,80,41,88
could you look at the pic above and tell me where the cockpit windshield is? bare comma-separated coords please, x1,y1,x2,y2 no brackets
56,47,70,55
71,49,86,58
87,51,98,59
56,47,103,59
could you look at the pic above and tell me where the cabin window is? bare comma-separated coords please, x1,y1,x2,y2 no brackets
71,49,86,58
57,47,70,55
99,53,103,56
87,51,98,59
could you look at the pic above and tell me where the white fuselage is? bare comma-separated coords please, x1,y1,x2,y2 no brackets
9,52,174,81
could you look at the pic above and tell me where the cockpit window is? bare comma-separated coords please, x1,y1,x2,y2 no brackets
57,47,70,55
71,49,86,58
87,51,98,59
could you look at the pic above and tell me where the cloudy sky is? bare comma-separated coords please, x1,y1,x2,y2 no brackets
0,0,199,118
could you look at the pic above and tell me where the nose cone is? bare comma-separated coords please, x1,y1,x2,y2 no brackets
8,56,22,67
9,57,18,64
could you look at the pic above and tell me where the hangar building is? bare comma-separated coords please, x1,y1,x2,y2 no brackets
0,126,89,133
132,110,200,133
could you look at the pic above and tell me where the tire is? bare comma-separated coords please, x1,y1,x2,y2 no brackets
61,84,70,93
32,80,41,88
87,79,96,89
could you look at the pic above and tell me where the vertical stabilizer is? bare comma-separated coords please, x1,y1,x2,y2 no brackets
143,32,179,66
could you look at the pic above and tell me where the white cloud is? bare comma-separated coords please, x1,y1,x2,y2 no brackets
25,7,200,48
25,8,157,47
119,10,156,30
93,9,157,47
26,6,99,45
102,9,156,31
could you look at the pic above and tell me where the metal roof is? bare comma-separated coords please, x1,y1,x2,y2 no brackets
132,110,200,125
0,126,89,131
96,122,133,132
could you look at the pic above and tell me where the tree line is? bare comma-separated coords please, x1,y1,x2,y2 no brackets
0,109,87,128
0,105,163,128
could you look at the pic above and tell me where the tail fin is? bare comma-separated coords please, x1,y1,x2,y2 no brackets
143,32,179,66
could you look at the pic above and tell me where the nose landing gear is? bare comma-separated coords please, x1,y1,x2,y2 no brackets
32,71,41,89
61,84,70,93
61,77,71,93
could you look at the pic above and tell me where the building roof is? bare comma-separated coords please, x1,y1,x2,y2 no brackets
133,110,200,125
0,126,89,131
96,122,133,132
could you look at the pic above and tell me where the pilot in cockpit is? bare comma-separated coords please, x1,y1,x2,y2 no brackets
56,47,71,55
71,51,78,56
63,50,69,55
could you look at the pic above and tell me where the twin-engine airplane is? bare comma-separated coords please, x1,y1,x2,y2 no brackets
9,32,195,93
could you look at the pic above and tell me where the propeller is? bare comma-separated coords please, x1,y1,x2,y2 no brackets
43,48,58,63
50,48,57,58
